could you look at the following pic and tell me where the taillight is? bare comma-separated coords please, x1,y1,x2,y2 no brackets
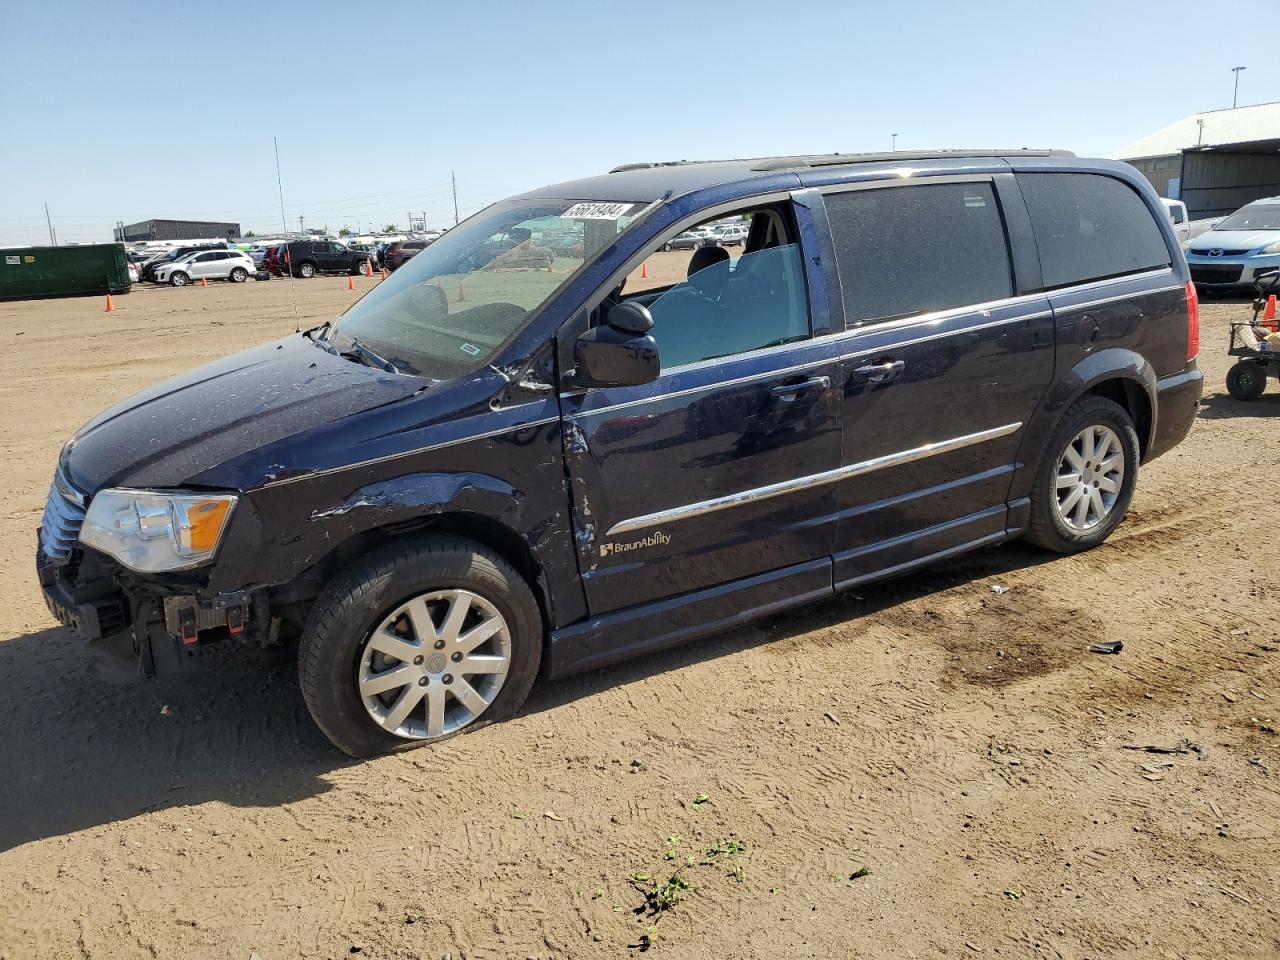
1185,279,1200,361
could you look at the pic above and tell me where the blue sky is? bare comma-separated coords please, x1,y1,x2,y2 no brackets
2,0,1277,246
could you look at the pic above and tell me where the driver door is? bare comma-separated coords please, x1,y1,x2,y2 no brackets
559,201,843,616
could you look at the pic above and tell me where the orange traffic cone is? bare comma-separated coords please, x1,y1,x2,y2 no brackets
640,261,648,279
1263,295,1278,332
347,275,356,290
201,276,208,288
367,257,375,277
457,283,466,302
104,292,114,313
380,267,387,280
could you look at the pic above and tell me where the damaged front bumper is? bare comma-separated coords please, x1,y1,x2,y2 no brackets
37,542,266,677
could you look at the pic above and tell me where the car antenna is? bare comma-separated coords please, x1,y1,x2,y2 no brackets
273,136,302,334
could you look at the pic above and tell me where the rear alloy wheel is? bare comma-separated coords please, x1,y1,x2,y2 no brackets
229,267,247,283
663,242,673,252
1027,395,1139,553
1227,361,1268,401
170,271,189,287
298,536,542,757
298,262,316,278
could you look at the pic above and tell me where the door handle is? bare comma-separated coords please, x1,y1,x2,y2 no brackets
769,375,830,399
852,359,905,384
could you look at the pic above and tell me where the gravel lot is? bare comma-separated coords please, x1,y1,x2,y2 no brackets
0,276,1277,959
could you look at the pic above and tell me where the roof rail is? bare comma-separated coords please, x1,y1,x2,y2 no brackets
608,160,704,173
749,149,1075,172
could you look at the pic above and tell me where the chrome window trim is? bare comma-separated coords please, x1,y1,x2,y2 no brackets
605,421,1023,536
1060,282,1184,312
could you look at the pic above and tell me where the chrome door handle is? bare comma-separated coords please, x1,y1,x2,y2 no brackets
852,360,905,384
769,375,830,399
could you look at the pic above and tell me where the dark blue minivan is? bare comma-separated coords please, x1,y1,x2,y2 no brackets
38,150,1202,755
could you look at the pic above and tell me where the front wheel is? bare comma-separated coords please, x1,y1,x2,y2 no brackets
1026,395,1140,553
229,267,248,283
663,242,672,252
170,272,189,287
298,262,316,278
298,536,543,758
1227,361,1268,401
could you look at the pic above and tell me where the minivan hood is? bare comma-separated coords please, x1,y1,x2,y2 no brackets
64,334,422,492
1188,228,1280,253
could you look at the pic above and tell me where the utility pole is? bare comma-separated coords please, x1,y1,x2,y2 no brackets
1232,66,1246,108
298,215,305,234
891,133,898,150
44,202,56,246
452,170,459,226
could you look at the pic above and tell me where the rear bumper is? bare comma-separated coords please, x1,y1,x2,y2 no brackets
1147,364,1203,461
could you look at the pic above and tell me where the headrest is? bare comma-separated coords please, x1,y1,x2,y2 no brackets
687,244,729,277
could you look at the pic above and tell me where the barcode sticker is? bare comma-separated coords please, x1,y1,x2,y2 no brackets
561,202,634,221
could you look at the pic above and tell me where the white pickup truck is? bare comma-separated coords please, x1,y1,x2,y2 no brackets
1161,198,1220,247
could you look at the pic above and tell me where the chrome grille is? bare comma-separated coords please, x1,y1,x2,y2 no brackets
39,468,87,562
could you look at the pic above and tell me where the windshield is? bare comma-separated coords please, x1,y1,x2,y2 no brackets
329,198,641,378
1216,204,1280,232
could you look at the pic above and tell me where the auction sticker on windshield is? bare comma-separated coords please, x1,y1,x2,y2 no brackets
561,202,634,221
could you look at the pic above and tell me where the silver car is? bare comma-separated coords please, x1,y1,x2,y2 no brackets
155,250,256,286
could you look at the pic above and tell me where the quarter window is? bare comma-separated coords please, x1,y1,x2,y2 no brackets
825,182,1014,327
1018,173,1171,289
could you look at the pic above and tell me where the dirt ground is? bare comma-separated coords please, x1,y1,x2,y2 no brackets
0,275,1277,960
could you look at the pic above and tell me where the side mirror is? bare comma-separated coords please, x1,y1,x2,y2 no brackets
605,301,654,335
567,307,659,390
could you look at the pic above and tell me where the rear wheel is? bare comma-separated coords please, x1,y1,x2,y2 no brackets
663,242,673,252
1227,361,1268,401
170,272,189,287
298,262,316,278
229,267,248,283
1026,395,1139,553
298,536,542,757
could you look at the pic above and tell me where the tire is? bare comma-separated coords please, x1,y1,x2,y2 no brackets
298,535,543,758
229,267,247,283
170,272,189,287
298,262,316,278
359,260,372,276
693,239,703,249
663,242,673,252
1227,361,1268,401
1026,395,1140,554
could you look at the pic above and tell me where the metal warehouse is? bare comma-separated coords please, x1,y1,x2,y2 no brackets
1111,102,1280,218
115,219,241,242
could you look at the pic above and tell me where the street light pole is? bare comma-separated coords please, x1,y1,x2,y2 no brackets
1232,66,1246,108
891,133,898,150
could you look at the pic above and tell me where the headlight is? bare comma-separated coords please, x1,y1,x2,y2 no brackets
80,489,237,572
1260,242,1280,255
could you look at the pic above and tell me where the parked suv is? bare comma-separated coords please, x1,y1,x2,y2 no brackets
384,238,429,271
38,150,1201,757
154,249,255,286
139,244,226,283
277,240,371,278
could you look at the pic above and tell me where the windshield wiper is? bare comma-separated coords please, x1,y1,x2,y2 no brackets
302,322,339,355
342,337,400,374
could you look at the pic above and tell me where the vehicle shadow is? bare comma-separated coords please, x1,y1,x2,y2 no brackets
0,539,1055,853
1198,391,1280,419
0,629,351,853
524,539,1059,719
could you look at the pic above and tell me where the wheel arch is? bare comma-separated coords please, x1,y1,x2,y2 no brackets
265,505,553,643
1052,348,1158,459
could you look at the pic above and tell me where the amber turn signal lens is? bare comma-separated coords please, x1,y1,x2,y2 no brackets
183,498,233,553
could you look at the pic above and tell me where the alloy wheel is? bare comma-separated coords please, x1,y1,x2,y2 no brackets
356,589,512,740
1054,424,1125,532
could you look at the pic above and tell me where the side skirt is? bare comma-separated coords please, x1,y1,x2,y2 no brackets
545,506,1018,680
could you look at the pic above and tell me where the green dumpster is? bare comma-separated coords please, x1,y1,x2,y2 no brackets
0,243,132,301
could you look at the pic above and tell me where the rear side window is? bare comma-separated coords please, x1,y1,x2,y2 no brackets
1018,174,1171,289
825,182,1014,326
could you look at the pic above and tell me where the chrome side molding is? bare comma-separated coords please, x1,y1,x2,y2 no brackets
606,422,1022,536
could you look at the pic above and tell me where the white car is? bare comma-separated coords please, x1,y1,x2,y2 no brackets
714,224,748,246
155,250,255,286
